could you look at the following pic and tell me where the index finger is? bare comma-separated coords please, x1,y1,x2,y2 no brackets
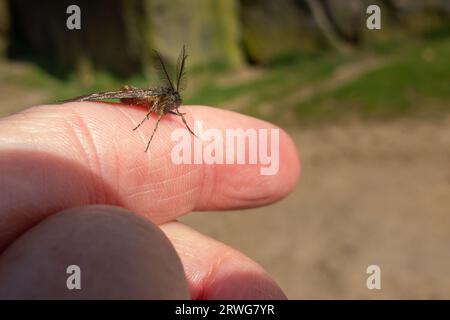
0,103,300,249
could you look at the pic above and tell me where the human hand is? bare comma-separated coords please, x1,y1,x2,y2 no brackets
0,102,300,299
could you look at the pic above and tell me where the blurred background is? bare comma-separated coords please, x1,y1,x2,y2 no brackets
0,0,449,298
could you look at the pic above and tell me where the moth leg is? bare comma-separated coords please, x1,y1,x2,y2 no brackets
133,99,157,131
145,113,164,152
175,107,196,137
168,110,185,116
133,110,152,131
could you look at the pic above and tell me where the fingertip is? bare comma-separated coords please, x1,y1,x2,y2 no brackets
189,108,300,210
278,128,301,196
161,222,287,300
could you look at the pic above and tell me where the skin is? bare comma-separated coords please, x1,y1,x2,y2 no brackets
0,102,300,299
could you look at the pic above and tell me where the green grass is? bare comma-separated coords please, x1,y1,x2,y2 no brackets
184,52,351,108
3,61,150,104
295,37,450,123
184,36,450,125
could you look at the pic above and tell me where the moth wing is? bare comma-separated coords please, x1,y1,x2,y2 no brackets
61,89,148,102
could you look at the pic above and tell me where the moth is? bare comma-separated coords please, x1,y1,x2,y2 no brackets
63,45,195,152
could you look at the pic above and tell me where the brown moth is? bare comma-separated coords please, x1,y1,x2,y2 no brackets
63,45,195,152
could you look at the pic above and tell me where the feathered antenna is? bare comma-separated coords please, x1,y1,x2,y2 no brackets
176,45,188,92
152,49,175,91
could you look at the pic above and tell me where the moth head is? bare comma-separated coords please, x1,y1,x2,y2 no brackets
173,91,182,108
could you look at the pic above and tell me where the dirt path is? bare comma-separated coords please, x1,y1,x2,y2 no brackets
0,84,49,117
282,55,387,106
0,62,50,117
181,115,450,299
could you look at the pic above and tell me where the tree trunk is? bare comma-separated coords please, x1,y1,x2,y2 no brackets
305,0,354,53
0,0,9,58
